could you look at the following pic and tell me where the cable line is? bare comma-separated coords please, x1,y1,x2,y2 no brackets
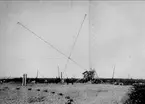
17,22,86,71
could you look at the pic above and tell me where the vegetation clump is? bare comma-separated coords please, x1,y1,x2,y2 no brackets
65,96,70,99
124,84,145,104
16,87,20,90
65,98,74,104
43,89,48,92
51,91,55,94
36,89,40,91
27,96,45,103
58,93,63,96
28,88,32,90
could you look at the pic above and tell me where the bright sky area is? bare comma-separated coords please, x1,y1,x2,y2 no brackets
0,1,145,79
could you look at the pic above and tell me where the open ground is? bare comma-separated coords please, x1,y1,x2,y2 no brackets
0,83,131,104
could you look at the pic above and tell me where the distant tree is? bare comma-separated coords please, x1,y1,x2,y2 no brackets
82,69,96,82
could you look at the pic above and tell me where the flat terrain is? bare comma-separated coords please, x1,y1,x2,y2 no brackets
0,83,131,104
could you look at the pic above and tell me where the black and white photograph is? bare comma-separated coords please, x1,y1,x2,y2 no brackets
0,0,145,104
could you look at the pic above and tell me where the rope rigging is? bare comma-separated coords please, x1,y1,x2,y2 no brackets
17,22,86,72
63,14,87,75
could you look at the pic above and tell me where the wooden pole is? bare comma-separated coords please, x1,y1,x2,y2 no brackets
61,72,62,80
36,70,38,78
112,65,115,79
61,72,64,83
89,0,92,71
58,65,60,78
25,74,27,86
22,74,27,86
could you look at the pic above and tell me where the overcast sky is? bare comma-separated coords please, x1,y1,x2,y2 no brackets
0,1,145,79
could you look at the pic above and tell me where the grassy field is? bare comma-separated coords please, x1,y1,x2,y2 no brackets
0,83,131,104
